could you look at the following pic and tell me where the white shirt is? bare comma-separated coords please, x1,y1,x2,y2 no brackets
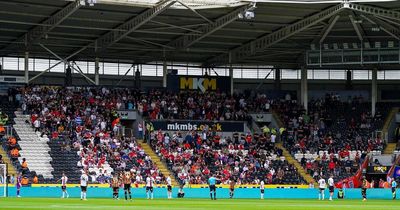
34,120,40,128
167,177,172,186
271,134,276,143
80,174,89,187
318,179,326,189
328,178,334,187
260,181,265,190
136,175,142,183
146,177,155,187
61,176,68,186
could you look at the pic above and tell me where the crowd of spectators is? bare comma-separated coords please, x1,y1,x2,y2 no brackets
20,86,165,183
150,129,304,185
14,86,394,186
274,93,386,181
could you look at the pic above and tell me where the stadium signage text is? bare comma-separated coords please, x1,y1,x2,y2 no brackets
167,75,231,93
367,166,389,174
179,77,216,92
150,120,244,132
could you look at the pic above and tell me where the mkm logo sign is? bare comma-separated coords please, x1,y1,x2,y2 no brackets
179,77,216,92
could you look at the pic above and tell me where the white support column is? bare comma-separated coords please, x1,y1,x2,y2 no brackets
24,51,29,84
95,57,100,86
162,61,167,88
371,68,377,117
229,65,234,94
301,67,308,113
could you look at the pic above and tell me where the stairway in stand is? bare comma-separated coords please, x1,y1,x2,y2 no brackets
384,143,397,155
276,143,314,184
13,111,54,179
0,146,16,176
137,141,178,186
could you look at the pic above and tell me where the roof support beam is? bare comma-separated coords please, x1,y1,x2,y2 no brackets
204,3,346,66
175,0,213,24
375,16,400,27
28,45,88,83
346,3,400,21
116,64,135,86
125,36,175,49
96,0,176,53
168,5,249,49
1,0,81,52
361,15,400,40
349,14,364,41
39,43,96,85
149,20,203,34
319,15,340,43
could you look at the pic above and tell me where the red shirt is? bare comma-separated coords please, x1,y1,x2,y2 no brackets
51,132,59,139
328,161,335,170
203,168,210,175
246,135,252,144
184,143,191,149
306,162,312,169
31,115,37,124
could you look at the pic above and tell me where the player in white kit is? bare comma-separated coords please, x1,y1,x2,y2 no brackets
59,173,69,198
166,176,172,199
146,176,155,199
318,176,326,200
328,175,334,201
80,171,89,200
260,180,265,199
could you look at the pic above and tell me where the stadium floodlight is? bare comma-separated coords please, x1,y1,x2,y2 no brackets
352,43,358,49
364,42,370,48
333,43,338,49
238,0,257,19
81,0,96,6
323,44,329,50
375,42,381,48
244,11,255,19
388,41,394,48
343,43,349,49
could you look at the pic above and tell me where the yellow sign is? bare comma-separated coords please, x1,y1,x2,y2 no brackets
180,77,217,92
373,166,388,173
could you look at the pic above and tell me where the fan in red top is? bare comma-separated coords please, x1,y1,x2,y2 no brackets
111,118,120,128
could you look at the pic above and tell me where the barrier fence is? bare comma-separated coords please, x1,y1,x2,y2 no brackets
1,186,398,200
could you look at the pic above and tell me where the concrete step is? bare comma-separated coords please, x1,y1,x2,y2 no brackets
276,143,314,184
137,141,179,186
384,143,397,154
0,147,17,175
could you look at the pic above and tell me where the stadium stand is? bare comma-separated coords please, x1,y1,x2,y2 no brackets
4,85,398,187
273,93,394,181
149,130,305,185
18,86,168,184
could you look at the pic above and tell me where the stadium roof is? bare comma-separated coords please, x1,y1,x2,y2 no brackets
0,0,399,69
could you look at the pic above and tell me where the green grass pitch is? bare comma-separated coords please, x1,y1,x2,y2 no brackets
1,198,400,210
